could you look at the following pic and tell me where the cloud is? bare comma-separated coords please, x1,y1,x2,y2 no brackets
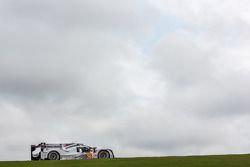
1,0,250,161
151,35,213,86
0,0,157,34
148,0,250,45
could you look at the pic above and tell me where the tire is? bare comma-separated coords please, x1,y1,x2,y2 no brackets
47,151,60,160
98,150,110,159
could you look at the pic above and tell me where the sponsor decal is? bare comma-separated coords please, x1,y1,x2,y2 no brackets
84,152,93,160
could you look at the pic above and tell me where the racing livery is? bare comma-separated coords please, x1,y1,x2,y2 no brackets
31,142,114,160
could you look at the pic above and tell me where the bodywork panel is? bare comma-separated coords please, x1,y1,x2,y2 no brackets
31,143,114,160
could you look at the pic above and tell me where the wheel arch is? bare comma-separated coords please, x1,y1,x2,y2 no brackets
108,149,115,158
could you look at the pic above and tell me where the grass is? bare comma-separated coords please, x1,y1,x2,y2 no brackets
1,154,250,167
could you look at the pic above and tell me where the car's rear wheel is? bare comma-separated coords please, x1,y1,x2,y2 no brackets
98,150,110,158
47,151,60,160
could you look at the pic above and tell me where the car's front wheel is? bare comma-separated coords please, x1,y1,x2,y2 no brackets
47,151,60,160
98,150,110,158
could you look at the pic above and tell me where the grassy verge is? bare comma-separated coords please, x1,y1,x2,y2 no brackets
1,154,250,167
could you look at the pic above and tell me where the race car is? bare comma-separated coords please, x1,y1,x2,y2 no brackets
31,142,114,160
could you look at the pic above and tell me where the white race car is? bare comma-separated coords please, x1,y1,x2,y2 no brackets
31,142,114,160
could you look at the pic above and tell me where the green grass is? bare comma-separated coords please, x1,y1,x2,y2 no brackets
1,154,250,167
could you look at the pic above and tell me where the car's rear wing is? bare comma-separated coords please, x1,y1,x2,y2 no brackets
31,144,41,160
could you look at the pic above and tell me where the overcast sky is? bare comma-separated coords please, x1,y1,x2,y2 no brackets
1,0,250,161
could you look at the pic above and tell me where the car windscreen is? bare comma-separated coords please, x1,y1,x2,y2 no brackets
77,147,90,152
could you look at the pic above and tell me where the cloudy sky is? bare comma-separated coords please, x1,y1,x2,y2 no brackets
1,0,250,161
